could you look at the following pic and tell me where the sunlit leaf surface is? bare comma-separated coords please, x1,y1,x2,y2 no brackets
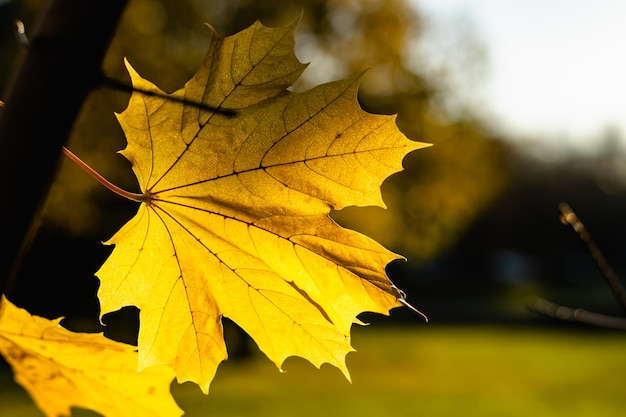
0,296,181,417
97,19,427,393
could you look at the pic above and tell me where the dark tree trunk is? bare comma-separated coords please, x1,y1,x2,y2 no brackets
0,0,128,294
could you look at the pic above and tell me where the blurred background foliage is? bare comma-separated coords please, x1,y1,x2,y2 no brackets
2,0,625,325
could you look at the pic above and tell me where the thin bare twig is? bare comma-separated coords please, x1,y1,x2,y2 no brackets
558,202,626,312
528,203,626,329
101,76,237,117
528,296,626,330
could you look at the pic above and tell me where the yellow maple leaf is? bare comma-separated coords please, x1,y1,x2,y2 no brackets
0,296,182,417
96,19,428,393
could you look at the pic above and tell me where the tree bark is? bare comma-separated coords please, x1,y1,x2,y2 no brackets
0,0,128,294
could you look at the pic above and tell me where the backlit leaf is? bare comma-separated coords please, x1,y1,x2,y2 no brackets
0,296,181,417
96,18,428,393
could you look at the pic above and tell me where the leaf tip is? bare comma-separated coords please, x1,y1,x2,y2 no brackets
393,286,428,322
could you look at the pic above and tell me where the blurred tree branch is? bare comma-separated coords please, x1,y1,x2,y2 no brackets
558,202,626,311
528,296,626,330
528,203,626,328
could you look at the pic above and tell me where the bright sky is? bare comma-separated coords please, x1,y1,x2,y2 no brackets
414,0,626,151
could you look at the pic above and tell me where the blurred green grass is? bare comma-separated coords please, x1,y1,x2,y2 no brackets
2,325,626,416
